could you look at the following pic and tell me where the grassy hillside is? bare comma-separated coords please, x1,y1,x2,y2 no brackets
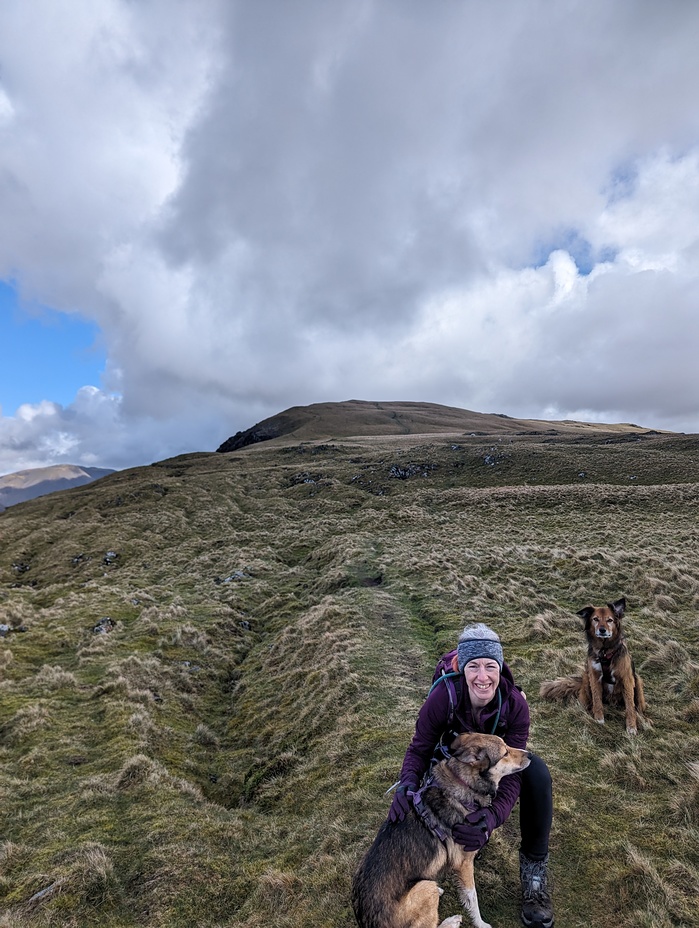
1,427,698,927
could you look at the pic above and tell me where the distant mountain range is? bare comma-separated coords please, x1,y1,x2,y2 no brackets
216,399,663,452
0,464,115,511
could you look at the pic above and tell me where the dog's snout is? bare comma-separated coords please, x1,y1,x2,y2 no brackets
526,751,533,760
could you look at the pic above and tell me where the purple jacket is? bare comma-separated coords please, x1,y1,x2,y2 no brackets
399,661,530,828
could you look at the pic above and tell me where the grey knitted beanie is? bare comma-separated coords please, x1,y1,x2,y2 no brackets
457,623,504,671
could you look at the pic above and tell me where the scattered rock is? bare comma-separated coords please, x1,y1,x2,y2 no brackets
240,620,252,631
0,623,27,637
214,570,251,584
28,882,63,906
484,449,508,467
93,616,116,634
179,660,201,672
103,551,119,566
388,463,434,479
289,472,322,486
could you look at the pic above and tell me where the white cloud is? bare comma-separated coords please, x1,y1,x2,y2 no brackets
2,0,699,474
0,84,14,126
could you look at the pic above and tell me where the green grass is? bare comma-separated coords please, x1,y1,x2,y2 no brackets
1,429,699,926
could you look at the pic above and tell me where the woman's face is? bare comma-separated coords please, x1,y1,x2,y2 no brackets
464,658,500,708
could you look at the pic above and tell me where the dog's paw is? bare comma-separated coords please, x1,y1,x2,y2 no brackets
437,917,462,928
594,717,605,725
626,726,637,736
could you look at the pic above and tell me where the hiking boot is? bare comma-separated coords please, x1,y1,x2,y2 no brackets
519,852,554,928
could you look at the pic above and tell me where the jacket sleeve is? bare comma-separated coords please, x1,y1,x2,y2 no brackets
490,691,531,827
398,683,451,787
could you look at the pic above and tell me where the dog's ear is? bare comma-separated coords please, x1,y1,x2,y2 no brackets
610,598,626,619
458,746,491,770
450,735,491,770
577,606,595,628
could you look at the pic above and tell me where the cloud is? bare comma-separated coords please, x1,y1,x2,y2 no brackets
2,0,699,474
0,387,234,472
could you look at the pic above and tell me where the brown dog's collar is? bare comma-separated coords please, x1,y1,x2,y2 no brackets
593,639,623,663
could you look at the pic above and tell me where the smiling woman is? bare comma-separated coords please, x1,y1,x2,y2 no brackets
0,281,106,415
388,622,555,928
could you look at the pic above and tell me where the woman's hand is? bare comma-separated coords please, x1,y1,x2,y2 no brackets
452,808,497,850
387,782,417,822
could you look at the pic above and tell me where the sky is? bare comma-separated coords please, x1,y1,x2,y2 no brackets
2,0,699,476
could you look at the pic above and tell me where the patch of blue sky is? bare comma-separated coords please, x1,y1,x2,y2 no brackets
604,161,639,205
529,228,618,276
0,279,106,415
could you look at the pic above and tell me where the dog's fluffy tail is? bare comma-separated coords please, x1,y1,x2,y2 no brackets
539,674,583,701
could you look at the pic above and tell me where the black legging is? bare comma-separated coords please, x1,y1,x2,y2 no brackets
518,753,553,860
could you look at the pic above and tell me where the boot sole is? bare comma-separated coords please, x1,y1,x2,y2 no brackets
521,916,554,928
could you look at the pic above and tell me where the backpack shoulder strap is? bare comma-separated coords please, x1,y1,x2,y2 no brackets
428,670,462,728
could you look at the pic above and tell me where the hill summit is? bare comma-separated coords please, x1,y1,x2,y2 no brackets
216,399,659,452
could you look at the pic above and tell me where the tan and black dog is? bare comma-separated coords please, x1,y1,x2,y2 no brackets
540,597,647,735
351,732,531,928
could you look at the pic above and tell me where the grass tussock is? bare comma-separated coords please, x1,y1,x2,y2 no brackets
69,843,120,907
668,761,699,825
1,431,699,926
3,704,52,744
33,665,79,689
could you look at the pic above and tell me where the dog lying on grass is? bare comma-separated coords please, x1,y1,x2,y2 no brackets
540,597,647,735
351,732,531,928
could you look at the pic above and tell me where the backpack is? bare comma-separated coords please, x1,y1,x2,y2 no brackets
428,648,462,729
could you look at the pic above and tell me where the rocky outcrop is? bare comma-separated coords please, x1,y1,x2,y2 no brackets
216,420,284,452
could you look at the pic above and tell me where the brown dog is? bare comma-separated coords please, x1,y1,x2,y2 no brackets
351,733,531,928
540,597,647,735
